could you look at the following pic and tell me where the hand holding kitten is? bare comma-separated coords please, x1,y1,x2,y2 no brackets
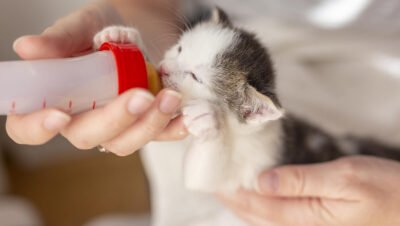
220,156,400,226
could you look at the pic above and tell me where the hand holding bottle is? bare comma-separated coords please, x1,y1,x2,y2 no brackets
6,0,187,156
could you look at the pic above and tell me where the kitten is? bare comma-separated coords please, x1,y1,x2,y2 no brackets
94,7,400,193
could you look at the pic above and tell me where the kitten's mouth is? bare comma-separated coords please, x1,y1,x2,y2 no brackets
158,65,179,91
158,65,170,77
161,77,179,92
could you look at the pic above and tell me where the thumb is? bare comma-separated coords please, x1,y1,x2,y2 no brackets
13,32,86,60
258,160,355,200
13,3,118,60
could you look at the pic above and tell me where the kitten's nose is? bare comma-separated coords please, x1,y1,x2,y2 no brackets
159,65,170,77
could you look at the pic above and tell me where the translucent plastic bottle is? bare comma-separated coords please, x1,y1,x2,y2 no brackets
0,42,162,115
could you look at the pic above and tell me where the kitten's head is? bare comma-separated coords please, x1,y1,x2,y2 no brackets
160,7,283,124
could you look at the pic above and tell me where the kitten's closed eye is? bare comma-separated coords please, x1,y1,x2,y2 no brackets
185,71,203,84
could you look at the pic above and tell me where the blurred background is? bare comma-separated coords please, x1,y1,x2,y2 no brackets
1,0,400,225
0,1,150,226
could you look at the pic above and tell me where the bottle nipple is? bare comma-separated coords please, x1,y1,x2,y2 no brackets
146,62,163,95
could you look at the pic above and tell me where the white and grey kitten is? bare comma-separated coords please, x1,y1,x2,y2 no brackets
94,7,400,193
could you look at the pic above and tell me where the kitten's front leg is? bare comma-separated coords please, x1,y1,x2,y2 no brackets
182,100,231,192
182,99,219,138
93,26,146,51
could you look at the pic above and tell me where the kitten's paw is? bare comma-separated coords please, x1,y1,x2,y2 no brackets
93,26,142,49
183,100,219,138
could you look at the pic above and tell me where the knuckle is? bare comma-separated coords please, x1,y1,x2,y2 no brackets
103,98,137,127
79,9,100,27
290,168,307,196
142,119,165,138
335,157,364,183
306,198,333,226
102,116,124,133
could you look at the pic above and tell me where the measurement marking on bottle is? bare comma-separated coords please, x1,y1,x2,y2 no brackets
92,101,97,110
42,99,47,109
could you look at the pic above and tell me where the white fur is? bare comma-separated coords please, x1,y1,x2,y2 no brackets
182,100,219,138
160,23,237,101
160,21,283,192
93,26,145,51
142,140,250,226
183,109,282,192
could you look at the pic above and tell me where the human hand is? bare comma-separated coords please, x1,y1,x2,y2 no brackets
219,156,400,226
6,1,188,156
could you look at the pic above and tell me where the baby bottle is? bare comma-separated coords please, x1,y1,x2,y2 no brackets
0,42,162,114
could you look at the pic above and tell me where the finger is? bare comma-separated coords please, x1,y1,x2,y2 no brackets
219,192,279,221
14,3,115,59
219,191,330,226
102,89,182,156
6,109,71,145
155,115,188,141
61,89,154,150
258,160,363,200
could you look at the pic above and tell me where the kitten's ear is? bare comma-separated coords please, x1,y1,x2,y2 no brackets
210,7,232,27
241,87,284,125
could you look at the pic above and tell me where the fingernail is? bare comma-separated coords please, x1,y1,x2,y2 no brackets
259,171,279,194
13,37,22,52
128,90,155,114
160,90,182,114
43,112,71,132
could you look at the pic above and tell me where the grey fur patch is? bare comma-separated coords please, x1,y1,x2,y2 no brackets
306,133,329,153
336,138,360,155
281,115,400,164
211,28,279,122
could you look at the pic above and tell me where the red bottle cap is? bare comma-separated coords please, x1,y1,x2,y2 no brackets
99,42,148,94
